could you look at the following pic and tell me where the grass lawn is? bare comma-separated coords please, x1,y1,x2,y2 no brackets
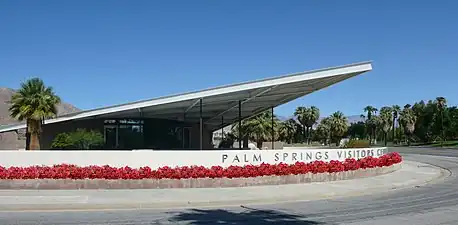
429,140,458,148
373,140,458,148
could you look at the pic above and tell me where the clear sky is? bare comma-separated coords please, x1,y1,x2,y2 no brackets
1,1,457,117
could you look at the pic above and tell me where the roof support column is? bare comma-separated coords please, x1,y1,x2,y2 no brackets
271,106,275,150
182,113,186,149
221,116,224,140
238,100,242,150
199,98,203,150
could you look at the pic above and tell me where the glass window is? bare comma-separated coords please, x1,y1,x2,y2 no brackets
104,119,117,124
103,119,144,149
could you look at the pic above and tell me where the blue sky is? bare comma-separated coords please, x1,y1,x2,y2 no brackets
1,1,457,117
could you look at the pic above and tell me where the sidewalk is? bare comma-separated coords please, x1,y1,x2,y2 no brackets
0,161,446,211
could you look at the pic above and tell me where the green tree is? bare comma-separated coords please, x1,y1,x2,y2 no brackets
399,104,417,146
363,106,378,144
231,120,251,148
329,111,348,146
444,106,458,140
347,122,365,139
391,105,401,143
379,106,393,146
435,97,447,146
294,106,320,144
246,111,278,148
230,110,278,149
368,115,382,144
294,107,308,144
9,78,61,150
305,106,320,144
50,129,104,150
70,129,104,149
315,117,331,145
279,119,297,144
50,133,73,149
293,122,305,143
412,100,433,142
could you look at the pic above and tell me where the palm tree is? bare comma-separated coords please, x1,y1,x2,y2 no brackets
294,106,320,144
231,111,278,149
364,106,378,144
379,106,393,146
279,119,297,144
364,106,378,120
391,105,401,144
399,104,417,146
294,106,308,144
305,106,320,144
316,117,331,145
231,119,251,148
246,111,278,148
329,111,348,146
9,78,61,150
435,97,447,146
372,115,383,143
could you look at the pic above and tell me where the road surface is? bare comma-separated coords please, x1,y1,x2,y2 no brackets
1,147,458,225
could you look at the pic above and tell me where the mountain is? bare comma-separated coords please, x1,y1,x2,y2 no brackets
346,115,365,124
0,87,80,150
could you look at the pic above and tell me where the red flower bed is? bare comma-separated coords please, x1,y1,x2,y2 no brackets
0,152,402,180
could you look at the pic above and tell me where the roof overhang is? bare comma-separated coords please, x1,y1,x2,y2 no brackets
0,61,373,132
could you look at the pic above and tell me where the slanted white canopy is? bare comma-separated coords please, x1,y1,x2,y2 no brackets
0,61,372,132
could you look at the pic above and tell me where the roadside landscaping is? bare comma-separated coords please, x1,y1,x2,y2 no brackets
0,152,402,180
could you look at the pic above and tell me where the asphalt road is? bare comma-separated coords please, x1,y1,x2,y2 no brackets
1,147,458,225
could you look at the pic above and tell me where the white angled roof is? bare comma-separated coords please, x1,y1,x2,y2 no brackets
0,61,372,132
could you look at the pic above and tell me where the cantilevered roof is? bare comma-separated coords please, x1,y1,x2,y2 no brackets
0,61,372,132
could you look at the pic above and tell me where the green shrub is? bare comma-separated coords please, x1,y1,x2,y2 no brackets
50,133,73,149
51,129,104,150
343,139,370,148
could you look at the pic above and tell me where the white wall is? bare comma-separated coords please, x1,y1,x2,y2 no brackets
0,147,388,169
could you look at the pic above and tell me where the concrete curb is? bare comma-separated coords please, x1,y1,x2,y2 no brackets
0,164,401,190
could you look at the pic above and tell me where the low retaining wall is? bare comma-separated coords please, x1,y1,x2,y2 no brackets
0,147,388,168
0,163,401,190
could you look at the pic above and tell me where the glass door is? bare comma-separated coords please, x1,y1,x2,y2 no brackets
183,127,191,149
104,125,118,149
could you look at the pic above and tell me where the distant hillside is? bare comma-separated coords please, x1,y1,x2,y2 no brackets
346,115,365,124
0,87,80,149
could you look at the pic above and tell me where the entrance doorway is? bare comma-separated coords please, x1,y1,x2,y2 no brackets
180,127,192,149
104,125,118,148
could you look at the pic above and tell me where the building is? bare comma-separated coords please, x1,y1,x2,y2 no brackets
0,62,372,150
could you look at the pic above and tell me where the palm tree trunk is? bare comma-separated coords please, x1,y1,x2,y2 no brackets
243,135,249,149
28,120,41,150
29,132,40,150
373,128,377,145
303,126,306,144
306,127,310,145
398,123,402,144
441,110,444,147
384,132,387,146
25,120,31,150
392,117,396,144
368,129,372,145
308,127,312,145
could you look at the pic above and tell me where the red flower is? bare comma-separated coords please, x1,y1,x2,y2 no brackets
0,152,402,180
